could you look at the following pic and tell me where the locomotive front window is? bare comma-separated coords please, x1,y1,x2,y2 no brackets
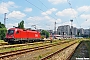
7,30,14,34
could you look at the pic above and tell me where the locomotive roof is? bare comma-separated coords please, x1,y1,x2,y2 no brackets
8,28,40,32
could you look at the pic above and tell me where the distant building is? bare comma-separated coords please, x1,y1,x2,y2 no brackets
73,27,77,35
57,25,64,35
84,29,90,35
47,30,53,34
57,25,70,35
56,24,90,37
37,29,43,32
77,28,84,36
64,25,70,35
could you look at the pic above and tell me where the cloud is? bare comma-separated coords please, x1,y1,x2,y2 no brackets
61,21,77,27
48,0,67,4
0,6,9,14
77,6,90,12
24,8,32,12
56,19,62,23
0,1,15,8
80,14,90,19
0,1,18,14
27,15,62,30
42,8,57,15
81,20,90,28
27,16,44,21
7,11,26,19
25,22,43,29
6,23,18,29
56,8,77,18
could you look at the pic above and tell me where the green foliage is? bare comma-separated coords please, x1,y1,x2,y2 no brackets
18,20,24,29
0,22,7,40
40,30,49,38
41,35,45,39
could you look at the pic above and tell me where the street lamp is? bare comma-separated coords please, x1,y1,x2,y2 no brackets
70,20,73,38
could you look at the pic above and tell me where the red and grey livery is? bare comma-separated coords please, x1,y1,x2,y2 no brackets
4,28,41,43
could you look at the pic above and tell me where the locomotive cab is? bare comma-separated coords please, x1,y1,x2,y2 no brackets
4,29,15,42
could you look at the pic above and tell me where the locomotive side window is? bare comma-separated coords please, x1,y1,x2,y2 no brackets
16,31,19,34
7,30,14,34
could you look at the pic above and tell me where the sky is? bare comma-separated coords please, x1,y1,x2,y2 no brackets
0,0,90,30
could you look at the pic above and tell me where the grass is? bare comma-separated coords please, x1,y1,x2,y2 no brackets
0,40,8,45
0,39,82,54
0,40,5,42
83,40,90,58
0,40,66,53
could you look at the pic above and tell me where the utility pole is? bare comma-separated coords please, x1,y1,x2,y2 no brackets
4,13,7,27
54,21,56,38
70,20,73,38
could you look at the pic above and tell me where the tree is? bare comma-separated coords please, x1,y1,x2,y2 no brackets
40,30,50,38
0,22,7,40
18,20,24,29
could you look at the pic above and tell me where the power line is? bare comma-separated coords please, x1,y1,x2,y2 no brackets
25,0,57,20
25,0,58,34
38,0,48,9
38,0,57,19
1,0,24,20
67,0,76,17
67,0,80,27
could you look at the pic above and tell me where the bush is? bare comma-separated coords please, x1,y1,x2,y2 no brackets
0,28,7,40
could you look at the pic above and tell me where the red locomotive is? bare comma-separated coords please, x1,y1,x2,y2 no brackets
4,28,41,43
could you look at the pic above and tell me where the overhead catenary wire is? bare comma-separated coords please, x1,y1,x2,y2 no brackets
25,0,57,20
67,0,80,27
67,0,90,28
38,0,58,32
1,0,23,21
67,0,76,19
38,0,57,19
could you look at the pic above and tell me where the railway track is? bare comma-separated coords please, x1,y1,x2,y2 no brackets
41,41,79,60
0,42,8,46
0,40,73,59
0,42,43,49
0,40,71,49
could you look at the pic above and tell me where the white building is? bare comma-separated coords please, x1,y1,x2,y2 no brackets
77,28,84,36
73,27,77,35
84,29,90,35
57,25,70,35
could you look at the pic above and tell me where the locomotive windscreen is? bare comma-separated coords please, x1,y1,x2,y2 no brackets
7,30,14,34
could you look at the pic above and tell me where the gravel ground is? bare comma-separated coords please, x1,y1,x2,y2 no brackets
48,43,79,60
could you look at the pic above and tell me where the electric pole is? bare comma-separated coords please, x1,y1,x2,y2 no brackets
70,20,73,38
54,21,56,39
4,13,7,27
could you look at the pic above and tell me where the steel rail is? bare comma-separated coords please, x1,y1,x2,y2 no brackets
0,41,70,59
41,41,78,60
66,41,82,60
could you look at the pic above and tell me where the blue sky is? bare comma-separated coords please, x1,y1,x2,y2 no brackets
0,0,90,30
